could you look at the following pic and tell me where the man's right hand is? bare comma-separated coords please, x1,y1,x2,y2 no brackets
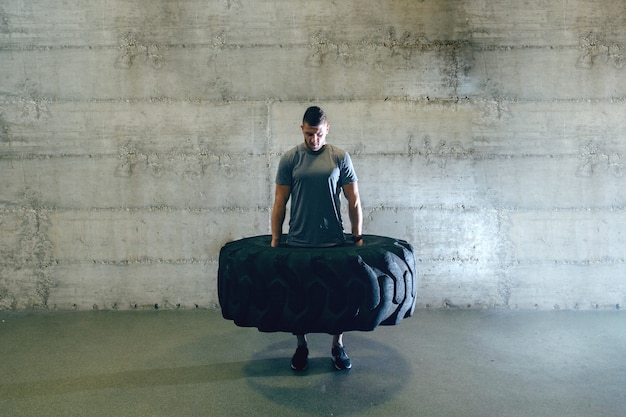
271,237,280,247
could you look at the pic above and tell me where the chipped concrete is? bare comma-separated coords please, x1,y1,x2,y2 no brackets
0,196,55,310
0,0,625,310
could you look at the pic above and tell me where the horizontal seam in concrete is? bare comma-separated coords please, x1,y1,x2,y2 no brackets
2,97,626,106
40,258,218,266
2,206,626,213
2,41,587,52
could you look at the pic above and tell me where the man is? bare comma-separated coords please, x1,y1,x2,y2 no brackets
271,106,363,371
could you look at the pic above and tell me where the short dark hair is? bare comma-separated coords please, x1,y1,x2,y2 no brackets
302,106,327,126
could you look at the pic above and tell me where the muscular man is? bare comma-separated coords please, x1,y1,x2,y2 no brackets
271,106,363,371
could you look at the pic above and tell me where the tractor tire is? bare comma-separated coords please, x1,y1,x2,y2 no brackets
218,234,417,334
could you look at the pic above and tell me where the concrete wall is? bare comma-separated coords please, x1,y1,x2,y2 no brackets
1,0,624,311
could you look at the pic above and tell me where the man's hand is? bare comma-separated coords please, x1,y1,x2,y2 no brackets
271,237,280,247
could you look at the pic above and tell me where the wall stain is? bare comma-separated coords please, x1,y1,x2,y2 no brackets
306,26,470,80
0,113,9,143
115,142,141,177
0,192,55,310
423,135,475,168
0,5,8,34
206,32,235,101
222,0,242,11
114,141,240,180
577,32,624,69
115,32,165,69
577,141,623,178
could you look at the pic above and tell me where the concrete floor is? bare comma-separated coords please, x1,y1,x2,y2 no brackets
0,309,624,417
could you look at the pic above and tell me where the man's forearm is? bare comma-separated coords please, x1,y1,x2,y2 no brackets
348,201,362,236
271,184,291,246
271,206,286,245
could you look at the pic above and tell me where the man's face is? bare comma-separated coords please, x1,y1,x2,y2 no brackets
301,122,329,152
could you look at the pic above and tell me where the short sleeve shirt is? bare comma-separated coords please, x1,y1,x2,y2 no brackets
276,143,358,247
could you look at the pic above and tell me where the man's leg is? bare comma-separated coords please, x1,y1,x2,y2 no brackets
331,333,351,370
291,334,309,371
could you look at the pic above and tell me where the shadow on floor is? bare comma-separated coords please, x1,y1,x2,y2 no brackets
244,335,411,416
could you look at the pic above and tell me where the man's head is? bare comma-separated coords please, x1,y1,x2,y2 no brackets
301,106,329,152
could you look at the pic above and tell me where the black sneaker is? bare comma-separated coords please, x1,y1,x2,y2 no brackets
291,346,309,371
331,345,352,370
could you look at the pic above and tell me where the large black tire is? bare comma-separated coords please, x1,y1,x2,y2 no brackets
218,235,417,334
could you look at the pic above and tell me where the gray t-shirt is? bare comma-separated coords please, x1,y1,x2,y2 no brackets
276,143,358,247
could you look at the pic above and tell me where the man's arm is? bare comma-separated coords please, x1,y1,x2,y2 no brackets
271,184,291,247
342,182,363,245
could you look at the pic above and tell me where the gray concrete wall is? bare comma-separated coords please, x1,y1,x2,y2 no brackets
1,0,624,311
